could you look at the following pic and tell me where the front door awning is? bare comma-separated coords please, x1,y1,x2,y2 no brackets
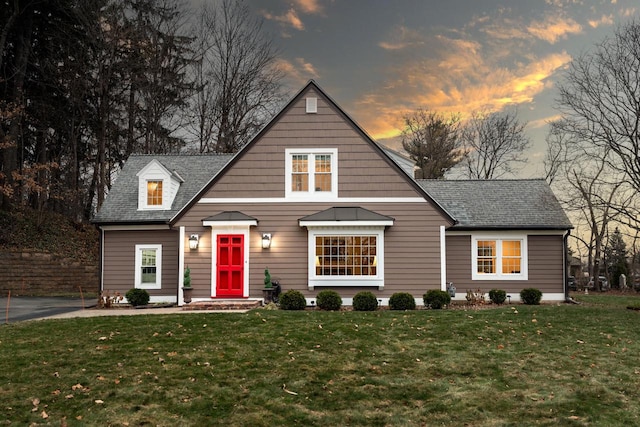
202,211,258,227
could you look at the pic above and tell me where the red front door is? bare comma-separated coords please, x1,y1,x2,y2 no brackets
216,234,244,297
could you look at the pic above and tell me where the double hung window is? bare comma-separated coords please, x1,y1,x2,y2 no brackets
472,236,527,280
135,244,162,289
286,149,337,199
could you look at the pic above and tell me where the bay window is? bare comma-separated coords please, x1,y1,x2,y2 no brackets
306,228,385,289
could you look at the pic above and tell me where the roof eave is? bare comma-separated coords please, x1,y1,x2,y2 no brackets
448,225,574,231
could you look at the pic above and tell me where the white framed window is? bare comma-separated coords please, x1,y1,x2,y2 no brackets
146,180,163,206
136,159,181,211
307,227,384,289
135,244,162,289
472,234,528,281
285,148,338,200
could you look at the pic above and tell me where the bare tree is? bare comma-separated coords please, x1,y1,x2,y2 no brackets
187,0,285,153
555,19,640,197
460,109,530,179
401,109,463,179
545,120,633,291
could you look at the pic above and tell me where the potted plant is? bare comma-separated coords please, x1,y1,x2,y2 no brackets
263,267,274,304
183,266,193,303
264,267,272,289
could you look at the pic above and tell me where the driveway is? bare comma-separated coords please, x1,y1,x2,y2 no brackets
0,297,93,323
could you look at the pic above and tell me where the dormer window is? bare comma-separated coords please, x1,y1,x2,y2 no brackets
136,159,182,210
147,180,163,206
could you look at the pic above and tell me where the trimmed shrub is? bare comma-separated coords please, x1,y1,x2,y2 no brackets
316,290,342,311
353,291,378,311
520,288,542,305
389,292,416,310
423,289,451,309
125,288,150,307
279,290,307,310
489,289,507,305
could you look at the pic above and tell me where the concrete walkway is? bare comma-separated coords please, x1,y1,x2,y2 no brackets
1,297,249,323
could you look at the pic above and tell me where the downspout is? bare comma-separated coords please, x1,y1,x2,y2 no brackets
99,227,104,294
440,225,447,292
563,229,570,301
178,226,185,306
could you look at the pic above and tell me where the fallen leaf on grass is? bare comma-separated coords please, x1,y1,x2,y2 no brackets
282,384,298,395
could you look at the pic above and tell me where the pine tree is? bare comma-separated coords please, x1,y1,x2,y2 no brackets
605,227,629,288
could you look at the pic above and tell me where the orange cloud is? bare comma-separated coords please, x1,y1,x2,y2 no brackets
352,28,572,140
293,0,323,14
588,14,614,28
528,114,563,129
378,26,426,51
276,58,320,86
527,15,582,43
263,8,304,31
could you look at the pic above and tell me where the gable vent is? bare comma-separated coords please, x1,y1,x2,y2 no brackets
306,97,317,113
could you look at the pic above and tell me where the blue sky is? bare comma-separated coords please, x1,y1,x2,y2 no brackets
241,0,639,177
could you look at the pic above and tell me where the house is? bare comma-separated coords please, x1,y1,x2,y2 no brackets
92,80,573,306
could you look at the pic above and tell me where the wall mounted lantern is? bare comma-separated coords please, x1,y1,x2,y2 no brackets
262,233,272,249
189,234,199,250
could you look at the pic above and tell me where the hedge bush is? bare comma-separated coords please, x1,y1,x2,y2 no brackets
423,289,451,309
316,290,342,311
520,288,542,305
489,289,507,305
389,292,416,310
279,290,307,310
352,291,378,311
125,288,150,307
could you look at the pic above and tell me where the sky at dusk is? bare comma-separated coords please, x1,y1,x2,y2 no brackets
236,0,638,178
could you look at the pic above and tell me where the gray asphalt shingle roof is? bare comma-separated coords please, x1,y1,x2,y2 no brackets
92,154,233,224
418,179,573,230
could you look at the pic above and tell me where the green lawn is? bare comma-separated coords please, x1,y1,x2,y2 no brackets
2,294,640,426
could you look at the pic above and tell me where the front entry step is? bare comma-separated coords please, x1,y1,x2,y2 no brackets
182,300,261,311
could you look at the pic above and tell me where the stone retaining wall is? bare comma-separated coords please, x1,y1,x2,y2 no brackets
0,250,99,295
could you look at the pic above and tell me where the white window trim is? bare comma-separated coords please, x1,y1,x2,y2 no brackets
306,226,384,290
143,178,167,210
471,233,528,281
136,159,180,211
135,244,162,289
285,148,338,201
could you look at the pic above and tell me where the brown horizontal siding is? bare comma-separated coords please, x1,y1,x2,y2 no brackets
176,202,449,299
102,230,178,298
445,234,564,295
203,88,419,199
528,235,564,292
